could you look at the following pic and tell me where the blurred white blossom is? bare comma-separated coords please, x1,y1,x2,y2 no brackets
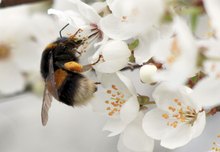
0,5,59,95
150,17,198,86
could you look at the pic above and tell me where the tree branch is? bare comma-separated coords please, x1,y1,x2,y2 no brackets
0,0,50,8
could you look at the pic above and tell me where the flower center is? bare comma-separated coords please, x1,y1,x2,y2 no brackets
162,98,199,128
68,24,103,56
104,85,126,117
0,43,11,60
167,37,181,64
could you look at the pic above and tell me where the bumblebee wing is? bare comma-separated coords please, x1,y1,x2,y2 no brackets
47,52,59,100
41,85,52,126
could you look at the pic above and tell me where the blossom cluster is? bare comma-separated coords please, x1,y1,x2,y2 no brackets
1,0,220,151
47,0,220,151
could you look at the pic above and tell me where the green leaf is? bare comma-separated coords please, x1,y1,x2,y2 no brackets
128,39,139,50
190,13,198,32
181,6,202,32
137,95,150,106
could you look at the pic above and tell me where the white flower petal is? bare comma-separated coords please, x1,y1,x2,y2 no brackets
102,40,131,60
203,60,220,78
122,112,154,152
134,31,157,64
120,96,139,124
73,0,101,24
197,39,220,58
48,9,87,27
91,90,110,114
93,40,131,73
95,58,129,73
103,118,127,136
117,72,136,95
91,73,133,116
191,111,206,138
118,134,137,152
100,14,139,40
153,83,198,112
97,73,132,97
92,2,107,14
103,0,164,40
153,17,198,86
204,0,220,39
160,124,193,149
191,77,220,108
142,108,172,140
150,38,172,63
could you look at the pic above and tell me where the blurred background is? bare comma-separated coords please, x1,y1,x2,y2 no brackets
0,0,219,152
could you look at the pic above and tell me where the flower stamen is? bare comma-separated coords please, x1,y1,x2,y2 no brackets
104,85,127,117
162,98,202,128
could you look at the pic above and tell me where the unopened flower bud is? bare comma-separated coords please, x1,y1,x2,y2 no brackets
140,64,157,84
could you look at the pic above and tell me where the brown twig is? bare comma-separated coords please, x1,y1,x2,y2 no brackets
207,106,220,116
0,0,49,8
121,58,163,71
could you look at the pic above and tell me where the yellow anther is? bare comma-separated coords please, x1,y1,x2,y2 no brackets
162,114,169,119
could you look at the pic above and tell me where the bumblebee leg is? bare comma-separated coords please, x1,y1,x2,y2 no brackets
80,55,103,72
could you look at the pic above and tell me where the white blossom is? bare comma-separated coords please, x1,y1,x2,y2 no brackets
197,39,220,78
0,6,59,95
48,0,104,43
118,112,154,152
143,77,220,149
100,0,164,40
150,17,198,86
90,40,131,73
91,72,139,136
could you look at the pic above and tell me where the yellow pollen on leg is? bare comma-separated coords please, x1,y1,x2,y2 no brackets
64,61,83,72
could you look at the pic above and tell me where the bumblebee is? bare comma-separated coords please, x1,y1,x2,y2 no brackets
40,29,97,126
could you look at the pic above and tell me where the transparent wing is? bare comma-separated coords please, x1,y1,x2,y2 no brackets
47,52,59,100
41,52,59,126
41,85,52,126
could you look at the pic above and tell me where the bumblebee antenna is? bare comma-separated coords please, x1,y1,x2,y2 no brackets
59,23,70,38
